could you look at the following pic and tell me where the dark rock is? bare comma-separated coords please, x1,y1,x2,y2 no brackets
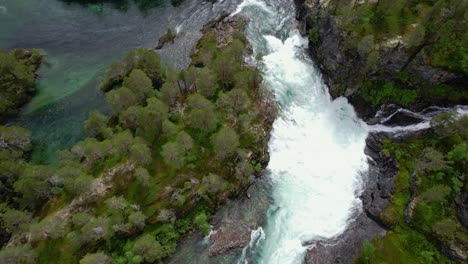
294,0,465,120
361,133,397,223
305,213,386,264
455,192,468,229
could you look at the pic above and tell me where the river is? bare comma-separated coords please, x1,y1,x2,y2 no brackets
170,0,369,263
0,0,239,163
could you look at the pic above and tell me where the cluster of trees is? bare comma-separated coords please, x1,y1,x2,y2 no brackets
322,0,467,109
0,23,275,263
356,113,468,263
0,49,43,120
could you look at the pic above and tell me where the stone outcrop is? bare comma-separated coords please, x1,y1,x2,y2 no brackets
295,0,466,119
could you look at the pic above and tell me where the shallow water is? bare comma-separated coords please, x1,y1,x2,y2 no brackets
0,0,238,163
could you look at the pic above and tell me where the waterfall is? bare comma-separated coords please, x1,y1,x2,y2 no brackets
235,0,369,263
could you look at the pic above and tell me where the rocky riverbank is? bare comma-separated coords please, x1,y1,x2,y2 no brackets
294,0,467,120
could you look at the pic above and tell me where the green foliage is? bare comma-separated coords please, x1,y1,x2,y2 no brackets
308,27,319,45
80,252,112,264
132,234,162,263
211,127,239,159
185,94,218,133
0,49,42,119
358,114,468,263
360,81,418,107
0,25,276,263
84,111,112,139
194,212,210,235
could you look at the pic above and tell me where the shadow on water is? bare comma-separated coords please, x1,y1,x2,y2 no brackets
0,0,237,164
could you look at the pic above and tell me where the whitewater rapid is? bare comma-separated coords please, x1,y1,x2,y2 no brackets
235,0,369,263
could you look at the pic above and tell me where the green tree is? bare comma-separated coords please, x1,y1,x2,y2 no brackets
202,173,227,194
211,127,239,159
128,211,147,230
176,131,194,153
135,98,168,142
111,130,134,155
0,50,40,118
0,245,36,264
29,217,66,241
186,94,218,133
161,142,185,169
160,82,179,106
14,165,54,209
216,89,251,114
132,234,163,263
194,212,210,235
84,111,112,139
134,167,151,186
123,69,154,103
119,105,142,131
106,87,138,115
0,126,32,153
195,67,218,98
130,143,152,167
80,252,112,264
1,208,34,233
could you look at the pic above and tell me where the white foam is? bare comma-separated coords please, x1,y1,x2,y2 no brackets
240,5,369,261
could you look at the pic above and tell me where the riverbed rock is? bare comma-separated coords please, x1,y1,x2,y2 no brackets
305,213,385,264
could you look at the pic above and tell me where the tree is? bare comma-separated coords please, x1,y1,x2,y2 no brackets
186,94,218,133
80,252,112,264
72,212,94,228
111,130,134,155
0,50,39,118
430,112,457,137
195,67,218,98
161,142,185,169
134,167,151,186
106,87,138,115
194,212,210,235
80,216,113,243
176,131,194,153
84,111,112,139
0,244,36,264
130,143,152,167
132,234,163,263
211,127,239,159
1,208,34,233
202,173,227,194
128,211,147,230
0,126,32,153
415,148,449,173
160,82,179,106
185,66,198,91
136,98,168,142
216,89,250,114
65,174,94,196
105,196,129,215
447,142,467,168
14,165,54,209
132,48,162,85
29,217,66,241
123,69,154,103
119,106,142,131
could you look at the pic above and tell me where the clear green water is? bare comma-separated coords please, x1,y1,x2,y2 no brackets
0,0,180,163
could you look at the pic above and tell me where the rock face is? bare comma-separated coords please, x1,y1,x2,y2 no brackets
295,0,466,119
305,213,385,264
361,133,397,223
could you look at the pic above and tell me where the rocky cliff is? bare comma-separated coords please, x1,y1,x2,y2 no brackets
295,0,467,119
